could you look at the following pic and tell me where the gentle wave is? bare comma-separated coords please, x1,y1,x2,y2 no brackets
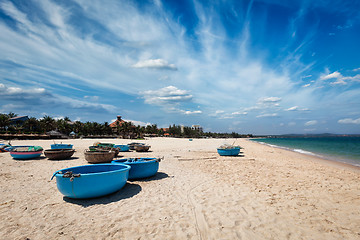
251,137,360,168
293,149,317,156
256,141,319,157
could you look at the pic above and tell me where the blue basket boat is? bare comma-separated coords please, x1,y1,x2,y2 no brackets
112,158,160,180
51,144,73,149
0,143,11,152
9,146,43,159
113,144,130,152
51,164,131,199
217,147,241,156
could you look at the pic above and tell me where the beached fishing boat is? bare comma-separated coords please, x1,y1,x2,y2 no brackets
84,150,115,163
51,163,131,199
44,149,75,160
89,142,119,157
217,144,242,156
51,143,73,149
9,146,43,160
134,144,150,152
113,144,130,152
128,142,143,150
0,143,10,152
112,158,160,179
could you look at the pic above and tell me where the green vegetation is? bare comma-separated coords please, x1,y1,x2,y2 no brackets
0,112,252,139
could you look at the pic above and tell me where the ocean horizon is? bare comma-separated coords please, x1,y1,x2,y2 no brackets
250,136,360,167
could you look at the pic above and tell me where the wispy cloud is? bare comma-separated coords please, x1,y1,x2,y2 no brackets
142,86,193,106
132,59,177,70
319,70,360,85
0,83,117,114
256,113,278,118
320,71,341,80
0,0,359,133
305,120,317,126
338,118,360,124
285,106,309,111
182,110,202,115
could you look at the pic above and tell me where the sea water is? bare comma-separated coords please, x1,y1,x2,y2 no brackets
251,136,360,167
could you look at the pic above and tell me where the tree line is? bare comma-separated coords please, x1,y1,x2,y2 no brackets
0,112,252,139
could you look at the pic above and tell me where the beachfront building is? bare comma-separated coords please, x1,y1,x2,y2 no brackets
109,115,138,138
191,125,203,132
109,116,126,132
9,116,29,126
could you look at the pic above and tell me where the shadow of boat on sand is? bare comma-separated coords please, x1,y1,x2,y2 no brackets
128,171,169,182
63,182,142,207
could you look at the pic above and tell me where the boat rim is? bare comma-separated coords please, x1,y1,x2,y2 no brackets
112,158,158,165
52,163,131,179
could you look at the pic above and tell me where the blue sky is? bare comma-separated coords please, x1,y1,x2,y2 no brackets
0,0,360,135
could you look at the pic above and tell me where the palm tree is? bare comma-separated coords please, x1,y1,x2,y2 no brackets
40,115,56,132
7,112,17,118
72,121,83,136
56,118,72,135
0,114,10,131
23,117,39,133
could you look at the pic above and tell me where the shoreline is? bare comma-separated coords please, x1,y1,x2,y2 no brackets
248,138,360,172
1,138,359,239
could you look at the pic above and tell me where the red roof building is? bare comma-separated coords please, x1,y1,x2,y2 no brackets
109,116,126,130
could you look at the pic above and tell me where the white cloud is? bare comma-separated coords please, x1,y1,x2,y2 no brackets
142,86,192,106
215,110,225,115
123,119,151,126
259,97,282,103
256,113,278,118
182,110,202,115
285,106,309,111
304,120,317,126
232,111,248,115
320,71,342,80
286,106,299,111
0,83,117,113
132,59,177,70
0,83,48,99
338,118,360,124
319,70,360,85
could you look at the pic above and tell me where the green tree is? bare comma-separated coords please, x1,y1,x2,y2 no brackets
40,115,56,132
0,114,10,131
7,112,17,118
23,117,40,133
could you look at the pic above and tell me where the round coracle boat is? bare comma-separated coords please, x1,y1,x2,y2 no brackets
134,145,150,152
217,145,241,156
45,149,75,160
51,144,73,149
128,142,143,150
89,142,119,157
112,158,160,180
113,144,130,152
51,164,131,199
84,150,115,163
10,146,43,160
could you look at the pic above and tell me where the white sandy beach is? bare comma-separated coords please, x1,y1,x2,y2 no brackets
0,138,359,239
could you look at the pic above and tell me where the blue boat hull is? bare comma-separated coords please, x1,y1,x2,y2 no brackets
113,144,130,152
51,144,73,149
112,158,159,180
217,148,241,156
52,164,130,199
10,151,42,159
